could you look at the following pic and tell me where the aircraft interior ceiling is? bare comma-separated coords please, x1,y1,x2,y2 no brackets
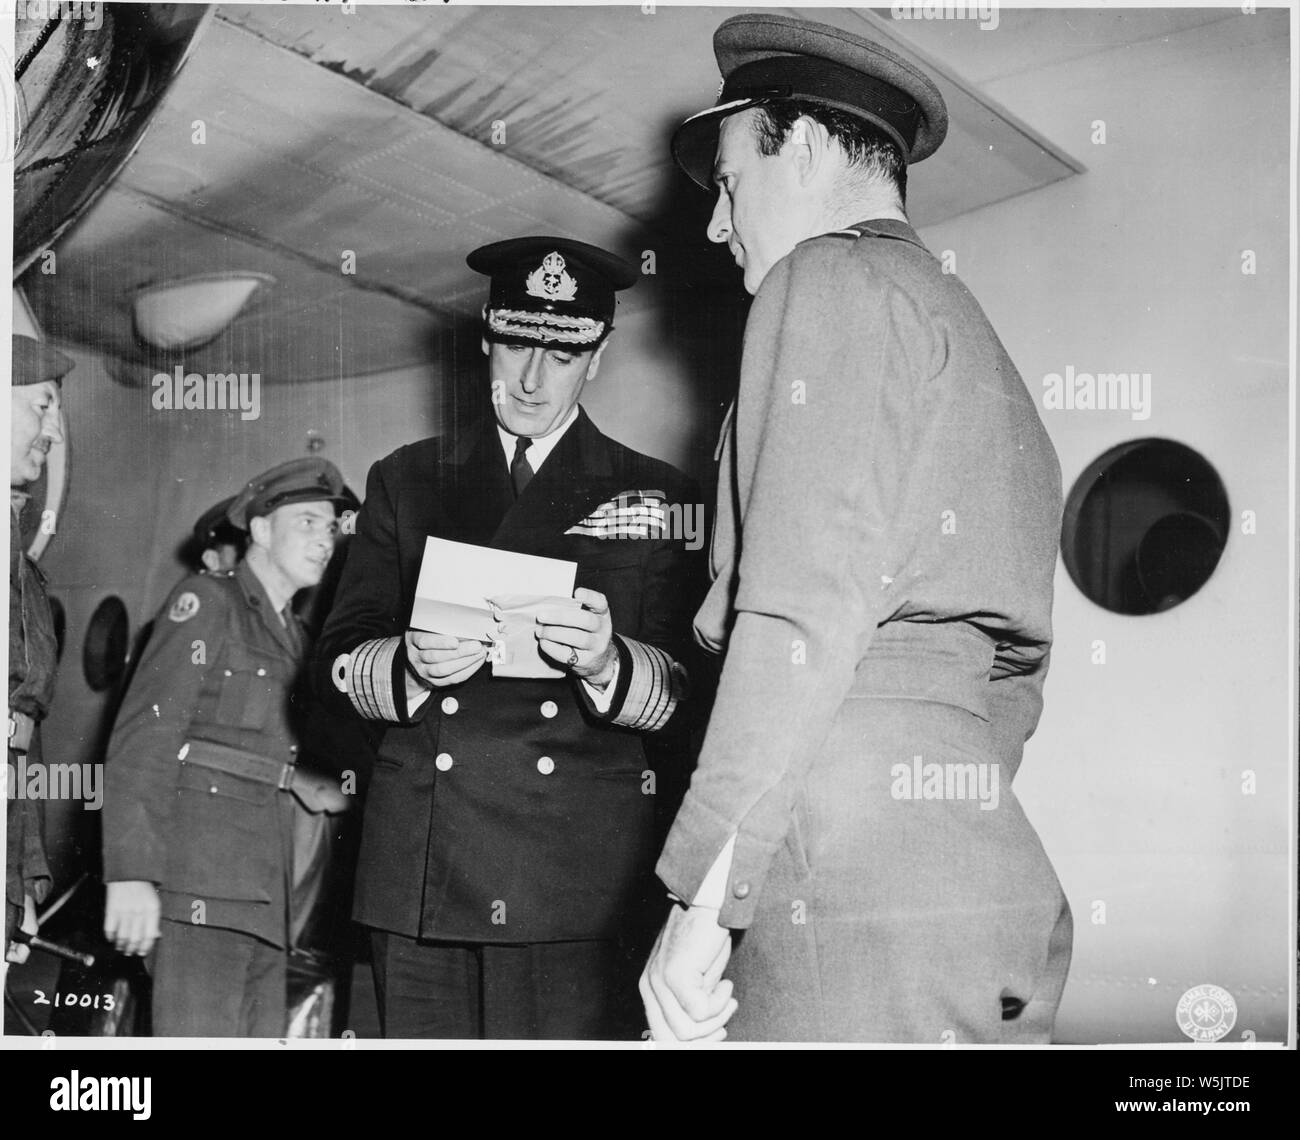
15,3,1109,384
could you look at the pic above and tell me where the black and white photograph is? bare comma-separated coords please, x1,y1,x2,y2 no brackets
2,0,1295,1067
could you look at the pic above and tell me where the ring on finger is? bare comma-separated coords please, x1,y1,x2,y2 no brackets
568,648,579,667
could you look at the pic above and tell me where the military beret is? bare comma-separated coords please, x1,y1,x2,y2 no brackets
193,496,243,548
226,458,347,528
12,334,75,387
467,237,637,350
672,13,949,189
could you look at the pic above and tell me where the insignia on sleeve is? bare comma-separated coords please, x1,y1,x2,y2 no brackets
168,591,201,623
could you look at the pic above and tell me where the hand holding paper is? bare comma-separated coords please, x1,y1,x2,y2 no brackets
487,595,577,679
405,630,488,689
533,587,618,688
408,538,579,681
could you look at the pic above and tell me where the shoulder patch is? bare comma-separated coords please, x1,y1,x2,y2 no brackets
168,591,201,623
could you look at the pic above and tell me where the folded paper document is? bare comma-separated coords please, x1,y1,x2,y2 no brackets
409,538,578,679
486,594,585,679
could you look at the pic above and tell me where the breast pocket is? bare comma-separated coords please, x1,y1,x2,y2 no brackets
211,643,285,731
574,549,645,633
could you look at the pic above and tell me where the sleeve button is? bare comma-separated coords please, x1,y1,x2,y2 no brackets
732,881,751,900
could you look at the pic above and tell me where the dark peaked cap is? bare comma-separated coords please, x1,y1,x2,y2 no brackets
672,13,949,190
194,496,242,547
12,334,75,386
468,236,637,350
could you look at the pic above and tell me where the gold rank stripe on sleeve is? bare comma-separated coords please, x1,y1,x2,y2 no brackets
609,636,681,732
338,637,401,722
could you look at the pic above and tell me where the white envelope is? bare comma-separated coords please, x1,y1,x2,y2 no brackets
409,538,578,678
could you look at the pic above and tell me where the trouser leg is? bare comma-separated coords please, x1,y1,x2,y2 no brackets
724,831,1073,1043
368,930,642,1040
151,920,284,1037
481,938,643,1041
240,936,289,1037
1003,896,1073,1044
369,930,480,1038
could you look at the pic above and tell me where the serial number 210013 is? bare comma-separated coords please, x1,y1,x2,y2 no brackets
33,991,117,1010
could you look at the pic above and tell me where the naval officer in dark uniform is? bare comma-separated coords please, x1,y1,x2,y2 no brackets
102,458,350,1036
316,237,702,1039
6,335,73,967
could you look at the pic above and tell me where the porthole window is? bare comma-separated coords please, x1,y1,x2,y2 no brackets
1061,439,1229,615
83,596,130,692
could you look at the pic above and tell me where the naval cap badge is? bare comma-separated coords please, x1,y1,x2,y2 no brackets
525,251,578,303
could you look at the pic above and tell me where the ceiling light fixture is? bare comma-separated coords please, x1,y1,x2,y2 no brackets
131,271,275,351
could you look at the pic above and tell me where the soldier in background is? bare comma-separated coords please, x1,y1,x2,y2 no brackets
101,459,350,1036
5,336,74,969
190,497,246,576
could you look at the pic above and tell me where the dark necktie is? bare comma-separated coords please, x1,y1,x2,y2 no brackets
281,605,303,659
510,435,534,498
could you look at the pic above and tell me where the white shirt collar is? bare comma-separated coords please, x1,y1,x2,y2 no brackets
496,405,580,474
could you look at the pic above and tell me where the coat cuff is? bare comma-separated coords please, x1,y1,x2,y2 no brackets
102,863,162,887
331,637,412,724
602,634,684,732
655,794,779,930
